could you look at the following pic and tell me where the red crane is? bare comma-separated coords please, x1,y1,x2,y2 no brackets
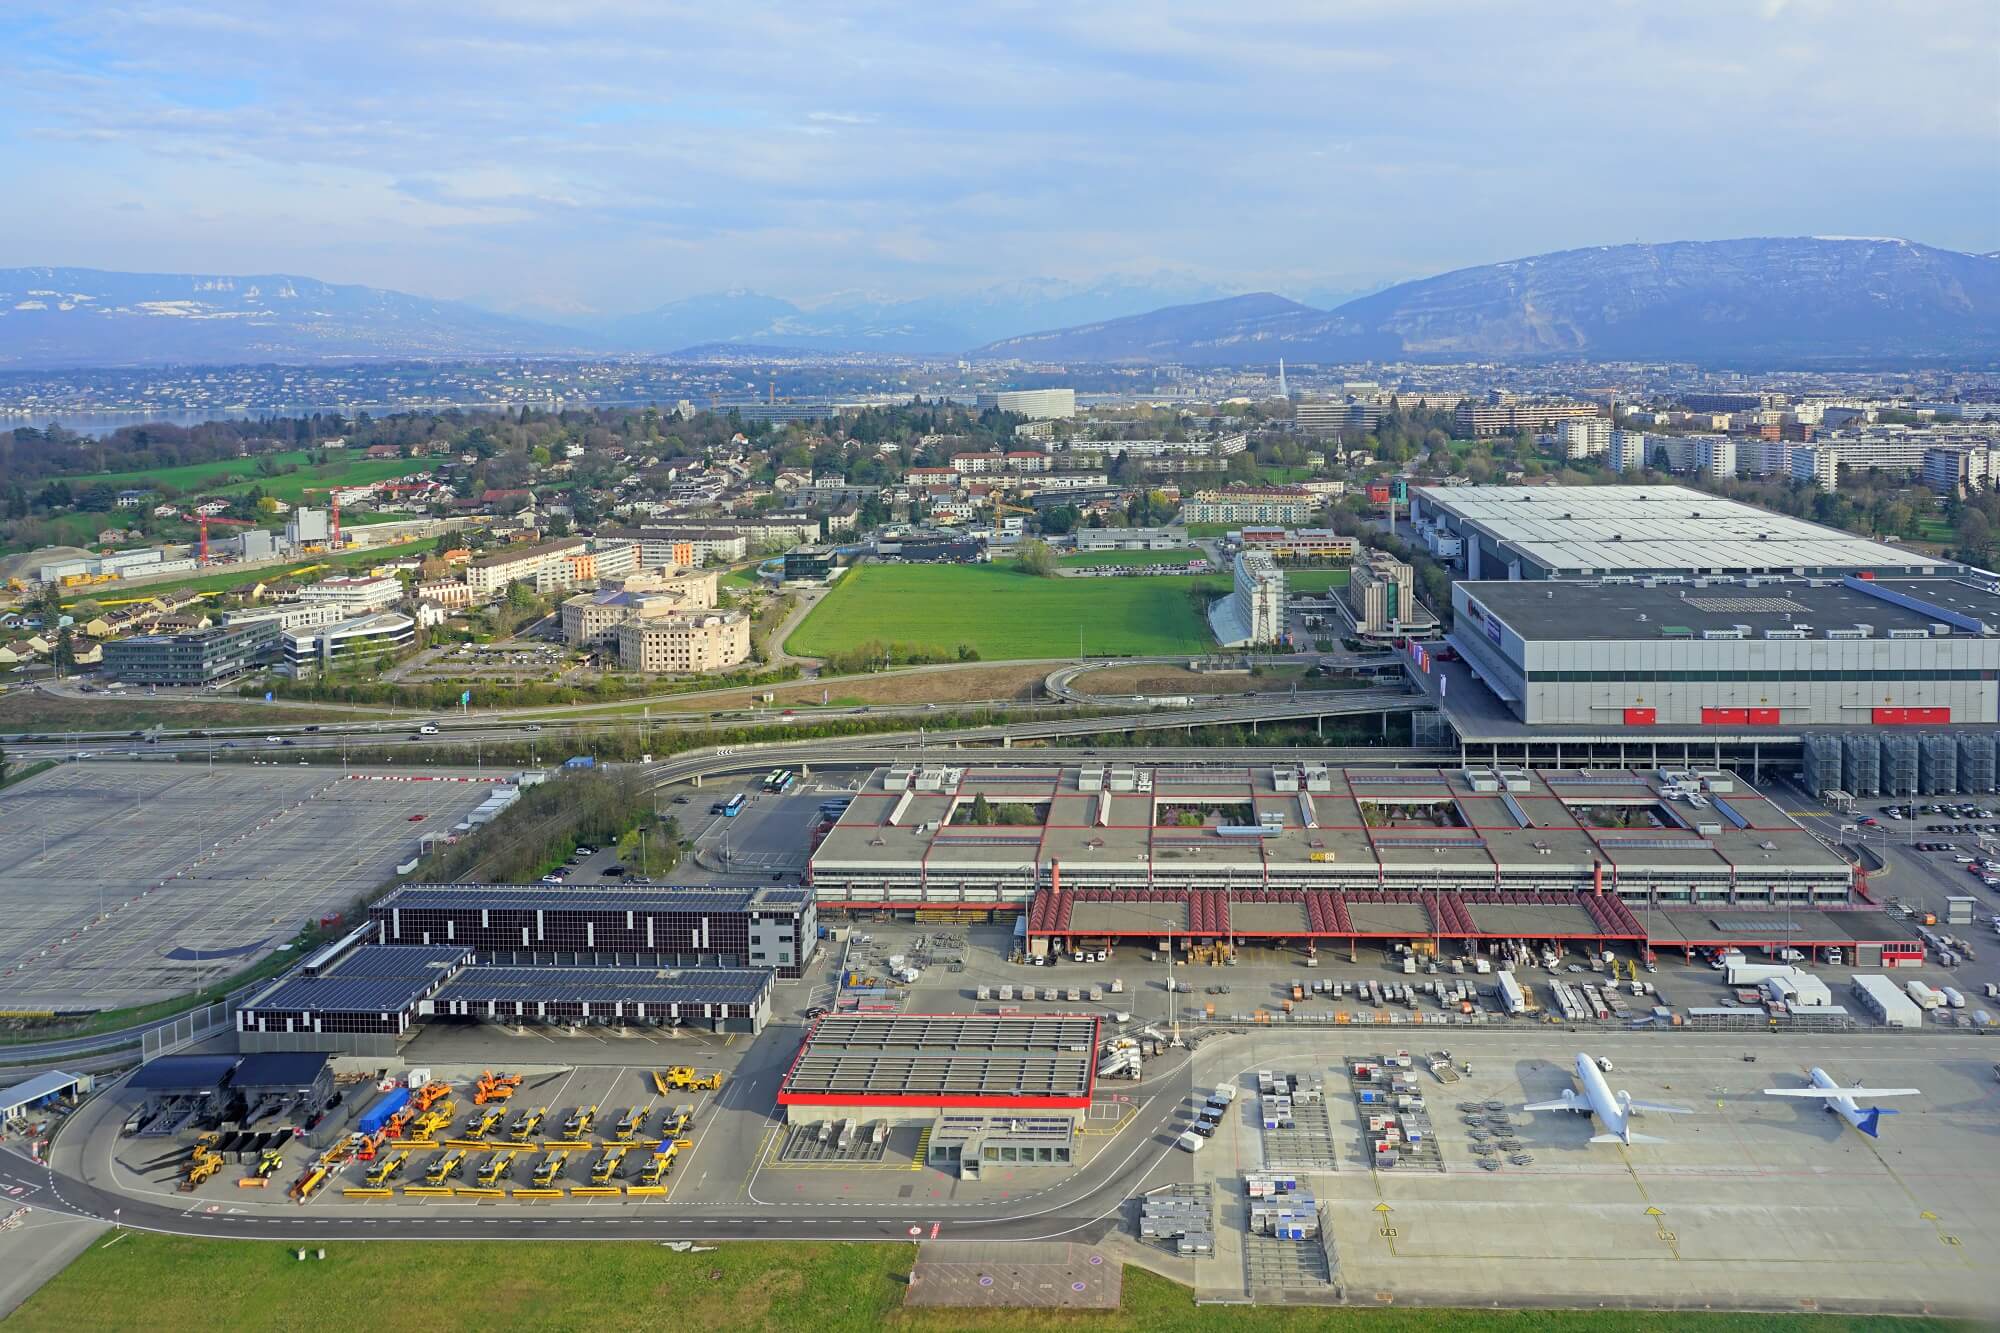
186,512,255,562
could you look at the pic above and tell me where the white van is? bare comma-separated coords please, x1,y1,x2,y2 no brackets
1176,1131,1205,1153
419,724,439,735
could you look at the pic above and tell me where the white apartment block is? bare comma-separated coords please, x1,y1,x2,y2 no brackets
222,601,347,633
296,575,402,615
1556,416,1613,459
1607,429,1648,474
1790,446,1840,493
1922,446,1997,496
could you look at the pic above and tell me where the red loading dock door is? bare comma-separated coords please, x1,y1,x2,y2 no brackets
1872,707,1950,725
1623,708,1655,725
1702,707,1781,725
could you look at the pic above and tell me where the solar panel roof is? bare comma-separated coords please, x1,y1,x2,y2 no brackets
375,883,808,914
781,1014,1098,1100
245,945,466,1015
434,966,772,1008
126,1054,239,1091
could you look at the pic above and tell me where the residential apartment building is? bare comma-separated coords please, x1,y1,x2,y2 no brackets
615,611,752,674
1237,528,1358,561
1790,446,1840,493
1180,486,1319,526
221,601,347,633
1607,429,1648,474
1923,446,1996,497
1454,399,1602,438
974,388,1077,420
282,612,417,678
297,574,402,615
463,538,588,599
1556,416,1613,460
415,577,475,609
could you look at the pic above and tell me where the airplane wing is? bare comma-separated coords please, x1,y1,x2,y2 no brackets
1521,1091,1584,1112
1624,1099,1692,1115
1763,1087,1921,1098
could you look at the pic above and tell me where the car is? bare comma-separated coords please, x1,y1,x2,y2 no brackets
574,846,596,858
128,730,143,738
781,709,796,718
525,723,541,732
419,724,439,736
1858,816,1878,826
672,795,690,804
305,725,321,732
282,738,295,746
540,874,563,884
771,872,787,881
266,735,281,743
223,741,238,749
408,814,427,822
601,865,625,878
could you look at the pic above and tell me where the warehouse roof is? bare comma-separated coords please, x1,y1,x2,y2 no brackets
1415,484,1942,576
125,1054,239,1092
243,945,468,1016
1458,575,2000,642
231,1052,331,1092
374,883,812,914
433,966,772,1009
779,1014,1098,1105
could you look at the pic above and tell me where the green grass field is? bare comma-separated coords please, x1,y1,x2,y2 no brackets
63,449,318,494
54,451,423,505
10,1235,1966,1333
1057,548,1211,568
787,563,1226,660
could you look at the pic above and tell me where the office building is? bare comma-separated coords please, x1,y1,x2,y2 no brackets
560,569,718,647
974,388,1076,420
1346,549,1434,638
615,610,751,674
222,601,346,634
103,620,279,686
297,574,402,615
1409,485,1948,581
1236,528,1357,561
282,611,417,677
1451,574,2000,728
1208,551,1287,647
1073,526,1189,552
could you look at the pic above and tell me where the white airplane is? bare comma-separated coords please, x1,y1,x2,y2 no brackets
1522,1052,1692,1145
1761,1067,1921,1138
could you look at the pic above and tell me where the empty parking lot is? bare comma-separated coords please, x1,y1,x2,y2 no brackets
0,762,498,1010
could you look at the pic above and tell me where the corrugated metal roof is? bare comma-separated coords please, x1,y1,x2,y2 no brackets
0,1070,87,1114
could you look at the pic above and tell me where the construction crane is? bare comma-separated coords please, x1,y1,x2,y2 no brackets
590,1146,629,1185
465,1107,505,1141
611,1107,647,1141
410,1080,453,1112
473,1070,522,1104
424,1149,469,1186
477,1150,519,1187
189,512,256,563
561,1104,598,1139
531,1150,570,1187
656,1067,723,1093
365,1149,413,1187
509,1106,547,1142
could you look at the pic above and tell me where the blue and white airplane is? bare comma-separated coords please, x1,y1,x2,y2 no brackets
1522,1053,1692,1145
1761,1067,1921,1138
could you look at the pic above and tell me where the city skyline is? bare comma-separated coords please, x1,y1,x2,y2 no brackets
3,1,1995,321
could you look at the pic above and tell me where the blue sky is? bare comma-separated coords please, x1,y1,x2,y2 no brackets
3,1,1995,317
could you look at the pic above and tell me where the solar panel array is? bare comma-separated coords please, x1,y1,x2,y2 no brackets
246,945,468,1015
377,882,807,915
435,965,771,1009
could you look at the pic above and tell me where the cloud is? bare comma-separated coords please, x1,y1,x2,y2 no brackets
0,0,1992,311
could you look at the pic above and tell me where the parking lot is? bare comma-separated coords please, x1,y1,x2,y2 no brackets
0,762,497,1009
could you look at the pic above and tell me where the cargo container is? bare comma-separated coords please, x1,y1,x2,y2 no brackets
1850,974,1922,1028
1905,979,1943,1010
1496,970,1527,1015
357,1087,411,1137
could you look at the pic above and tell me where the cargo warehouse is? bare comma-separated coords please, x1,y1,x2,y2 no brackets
776,1013,1099,1126
1409,484,1951,582
1450,574,2000,727
808,762,1852,905
366,882,817,977
235,930,774,1054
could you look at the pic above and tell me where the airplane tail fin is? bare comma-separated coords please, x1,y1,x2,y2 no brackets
1859,1107,1900,1138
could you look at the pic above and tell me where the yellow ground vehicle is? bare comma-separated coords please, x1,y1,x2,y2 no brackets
365,1150,412,1187
180,1142,223,1191
637,1143,679,1185
611,1107,647,1141
411,1101,456,1140
478,1150,519,1187
590,1147,628,1184
659,1105,694,1137
509,1106,546,1141
465,1107,504,1141
424,1149,469,1186
532,1151,569,1187
561,1104,597,1138
655,1067,723,1093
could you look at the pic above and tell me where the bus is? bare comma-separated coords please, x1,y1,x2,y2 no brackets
721,792,748,818
764,769,796,794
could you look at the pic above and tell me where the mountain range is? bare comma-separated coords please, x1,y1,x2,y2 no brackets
2,238,1995,369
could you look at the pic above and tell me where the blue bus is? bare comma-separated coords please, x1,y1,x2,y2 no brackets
721,792,747,817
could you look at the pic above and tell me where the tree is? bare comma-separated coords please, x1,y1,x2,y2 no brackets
969,792,994,825
1015,538,1057,578
1038,505,1080,536
545,511,572,537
